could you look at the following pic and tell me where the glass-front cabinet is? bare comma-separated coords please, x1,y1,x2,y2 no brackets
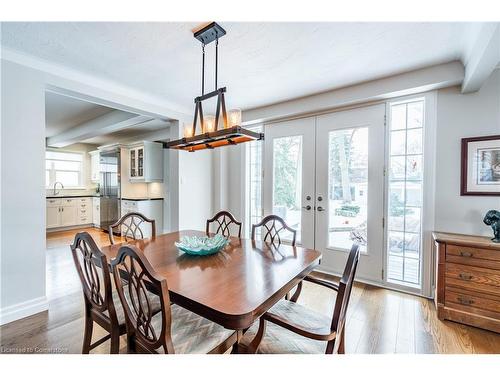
127,141,163,183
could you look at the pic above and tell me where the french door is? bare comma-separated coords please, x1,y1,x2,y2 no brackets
263,117,316,249
263,104,385,283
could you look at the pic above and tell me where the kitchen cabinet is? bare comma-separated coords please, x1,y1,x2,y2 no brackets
46,205,61,228
92,197,100,227
46,197,93,230
121,199,163,238
90,150,100,183
128,141,163,183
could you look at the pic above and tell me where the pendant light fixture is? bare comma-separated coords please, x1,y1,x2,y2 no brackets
163,22,264,152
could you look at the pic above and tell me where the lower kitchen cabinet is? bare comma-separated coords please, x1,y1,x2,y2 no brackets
46,205,61,229
46,197,94,230
120,198,163,238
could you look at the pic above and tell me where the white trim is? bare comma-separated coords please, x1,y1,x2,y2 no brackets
0,296,48,326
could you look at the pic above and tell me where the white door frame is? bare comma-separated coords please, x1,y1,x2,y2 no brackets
315,104,386,284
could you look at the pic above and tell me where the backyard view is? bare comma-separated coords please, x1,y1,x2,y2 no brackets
272,136,303,243
328,127,368,252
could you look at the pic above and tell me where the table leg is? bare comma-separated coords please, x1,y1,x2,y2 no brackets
231,330,244,354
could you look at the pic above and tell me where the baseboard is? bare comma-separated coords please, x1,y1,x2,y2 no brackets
0,296,48,326
315,266,432,299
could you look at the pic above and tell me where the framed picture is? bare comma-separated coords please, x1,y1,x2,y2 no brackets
461,135,500,196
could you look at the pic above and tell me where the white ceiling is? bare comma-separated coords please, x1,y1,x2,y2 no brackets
45,92,168,144
45,92,115,137
2,22,481,112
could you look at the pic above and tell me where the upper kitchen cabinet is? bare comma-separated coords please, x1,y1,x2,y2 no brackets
89,150,100,183
128,141,163,183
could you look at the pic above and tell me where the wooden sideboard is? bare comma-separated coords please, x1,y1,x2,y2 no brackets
433,232,500,333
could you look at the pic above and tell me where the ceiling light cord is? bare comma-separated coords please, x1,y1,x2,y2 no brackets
215,37,219,90
201,43,206,95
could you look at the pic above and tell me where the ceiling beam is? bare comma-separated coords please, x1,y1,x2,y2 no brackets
243,61,464,125
462,23,500,94
46,110,153,147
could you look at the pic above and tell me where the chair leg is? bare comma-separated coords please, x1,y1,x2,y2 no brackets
82,314,93,354
247,318,266,354
338,330,345,354
110,329,120,354
127,332,137,354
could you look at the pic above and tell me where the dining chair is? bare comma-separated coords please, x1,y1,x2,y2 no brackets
111,244,238,354
70,232,126,354
251,214,297,246
108,212,156,245
206,210,242,238
243,243,361,354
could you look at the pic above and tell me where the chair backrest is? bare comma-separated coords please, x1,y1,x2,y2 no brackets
251,215,297,246
111,244,174,354
70,232,118,319
109,212,156,244
206,210,242,238
329,243,360,351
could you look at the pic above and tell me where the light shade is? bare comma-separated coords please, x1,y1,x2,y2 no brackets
228,109,242,128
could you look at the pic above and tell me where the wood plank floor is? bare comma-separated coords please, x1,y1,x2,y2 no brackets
1,227,499,354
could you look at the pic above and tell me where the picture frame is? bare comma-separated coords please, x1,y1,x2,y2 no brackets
461,135,500,196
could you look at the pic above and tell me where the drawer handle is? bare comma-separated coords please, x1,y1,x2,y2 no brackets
459,273,473,281
457,296,474,305
459,251,473,257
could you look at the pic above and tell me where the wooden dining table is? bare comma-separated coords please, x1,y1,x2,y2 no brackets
100,229,322,348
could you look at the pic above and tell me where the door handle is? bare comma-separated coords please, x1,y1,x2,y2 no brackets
302,205,312,211
317,206,325,212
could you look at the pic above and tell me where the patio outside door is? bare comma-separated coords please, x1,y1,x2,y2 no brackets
263,104,385,283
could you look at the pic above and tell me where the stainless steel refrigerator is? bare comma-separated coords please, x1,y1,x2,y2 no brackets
99,149,121,234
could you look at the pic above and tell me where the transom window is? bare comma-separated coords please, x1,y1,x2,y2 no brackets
46,150,84,188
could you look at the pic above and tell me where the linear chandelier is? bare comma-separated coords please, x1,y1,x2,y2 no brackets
163,22,264,152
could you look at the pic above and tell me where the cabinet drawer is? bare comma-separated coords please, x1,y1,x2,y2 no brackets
62,198,76,206
122,200,138,209
445,288,500,319
46,198,61,207
447,244,500,269
445,263,500,296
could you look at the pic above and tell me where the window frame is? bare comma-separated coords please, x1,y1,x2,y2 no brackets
243,125,264,238
45,149,86,189
383,91,437,297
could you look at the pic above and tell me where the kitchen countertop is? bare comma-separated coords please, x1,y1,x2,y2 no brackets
121,197,164,201
46,195,164,200
46,195,99,199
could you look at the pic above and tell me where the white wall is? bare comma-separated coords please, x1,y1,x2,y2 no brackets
435,69,500,236
1,60,47,324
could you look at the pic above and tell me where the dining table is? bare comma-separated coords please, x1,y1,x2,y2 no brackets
100,229,322,350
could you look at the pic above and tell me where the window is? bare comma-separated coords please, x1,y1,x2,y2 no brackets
245,126,263,238
46,150,84,188
386,99,425,286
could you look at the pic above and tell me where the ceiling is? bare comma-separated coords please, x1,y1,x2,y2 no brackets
2,22,481,113
45,92,168,145
45,92,115,137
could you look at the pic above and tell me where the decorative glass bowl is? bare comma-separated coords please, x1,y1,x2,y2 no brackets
175,234,229,256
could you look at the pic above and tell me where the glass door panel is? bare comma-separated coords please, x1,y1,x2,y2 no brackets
272,135,303,243
328,127,369,252
263,117,315,249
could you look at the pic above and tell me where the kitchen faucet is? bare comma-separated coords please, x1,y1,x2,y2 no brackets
53,181,64,195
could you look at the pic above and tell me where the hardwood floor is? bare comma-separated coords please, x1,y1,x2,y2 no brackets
1,227,499,354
